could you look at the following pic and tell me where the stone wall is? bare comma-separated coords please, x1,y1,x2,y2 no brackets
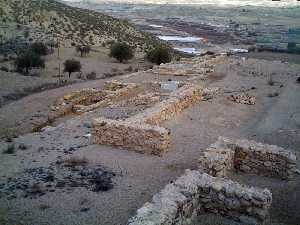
93,84,202,155
128,84,202,126
93,117,170,155
199,137,298,180
128,170,272,225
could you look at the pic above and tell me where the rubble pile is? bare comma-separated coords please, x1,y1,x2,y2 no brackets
228,93,256,105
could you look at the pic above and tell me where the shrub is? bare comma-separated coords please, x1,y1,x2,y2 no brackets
30,42,48,55
146,46,172,65
287,42,296,49
76,45,91,57
15,51,45,74
0,66,9,72
124,66,133,72
287,42,300,54
109,42,134,63
267,74,274,86
63,59,81,78
3,143,15,154
86,71,97,80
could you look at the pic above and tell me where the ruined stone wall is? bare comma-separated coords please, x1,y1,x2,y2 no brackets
49,88,101,121
128,84,202,126
155,55,227,77
128,170,272,225
92,84,202,155
93,117,171,155
73,81,138,113
199,137,298,180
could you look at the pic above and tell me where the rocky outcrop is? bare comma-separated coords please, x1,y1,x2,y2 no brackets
128,170,272,225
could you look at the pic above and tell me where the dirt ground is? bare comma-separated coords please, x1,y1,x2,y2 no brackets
0,46,151,107
0,54,299,225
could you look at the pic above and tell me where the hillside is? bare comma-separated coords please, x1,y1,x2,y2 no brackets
0,0,166,53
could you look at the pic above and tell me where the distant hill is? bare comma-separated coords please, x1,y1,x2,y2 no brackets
0,0,167,53
68,0,300,7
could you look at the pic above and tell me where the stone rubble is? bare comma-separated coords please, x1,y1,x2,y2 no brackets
228,93,256,105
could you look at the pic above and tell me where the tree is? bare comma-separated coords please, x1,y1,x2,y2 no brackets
146,46,172,65
63,59,81,78
15,51,45,74
109,42,134,63
30,42,48,55
76,45,91,57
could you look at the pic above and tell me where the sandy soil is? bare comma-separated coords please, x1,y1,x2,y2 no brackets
0,55,299,225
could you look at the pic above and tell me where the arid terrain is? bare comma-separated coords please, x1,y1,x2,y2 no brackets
0,52,300,225
0,1,300,225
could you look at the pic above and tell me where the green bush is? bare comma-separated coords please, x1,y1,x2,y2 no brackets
64,59,81,78
30,42,48,55
146,46,172,65
15,51,45,74
109,42,134,63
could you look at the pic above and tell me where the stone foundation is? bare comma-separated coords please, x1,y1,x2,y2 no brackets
73,81,138,113
49,81,139,119
93,117,171,155
199,137,298,180
128,170,272,225
93,84,202,155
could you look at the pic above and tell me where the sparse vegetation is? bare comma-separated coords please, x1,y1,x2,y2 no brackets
109,42,134,63
63,59,81,78
146,46,172,65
